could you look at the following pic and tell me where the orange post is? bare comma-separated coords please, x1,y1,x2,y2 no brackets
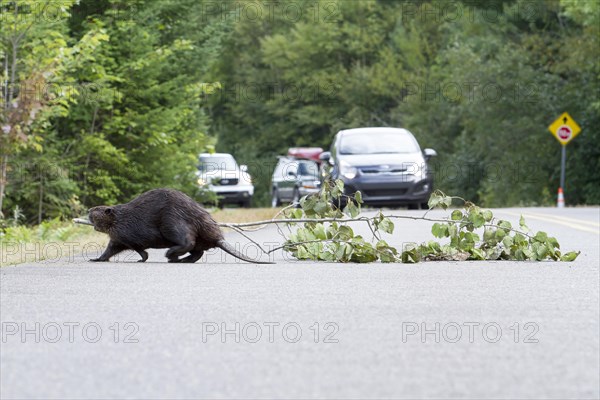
557,187,565,208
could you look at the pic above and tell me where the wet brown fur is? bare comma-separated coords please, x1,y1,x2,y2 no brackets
88,188,270,264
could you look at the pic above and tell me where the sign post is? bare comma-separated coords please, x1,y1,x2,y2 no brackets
548,112,581,207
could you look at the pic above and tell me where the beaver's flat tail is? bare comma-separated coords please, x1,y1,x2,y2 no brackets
217,240,275,264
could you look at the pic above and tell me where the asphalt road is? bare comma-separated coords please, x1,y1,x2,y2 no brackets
1,207,599,399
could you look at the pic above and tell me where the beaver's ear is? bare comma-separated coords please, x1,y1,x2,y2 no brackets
104,207,114,215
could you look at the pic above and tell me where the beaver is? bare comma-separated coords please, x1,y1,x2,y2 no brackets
88,188,272,264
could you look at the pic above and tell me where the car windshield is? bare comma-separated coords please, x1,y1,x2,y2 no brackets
298,161,319,177
339,132,419,155
198,156,237,172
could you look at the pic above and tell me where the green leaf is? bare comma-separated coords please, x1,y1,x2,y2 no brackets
513,233,526,245
352,246,378,263
468,211,486,228
560,251,580,262
431,223,448,238
297,246,309,259
533,231,548,243
378,218,395,234
291,209,303,219
343,200,360,218
547,236,560,249
483,228,496,243
545,243,559,261
495,228,506,240
314,200,329,215
482,210,493,222
354,191,363,204
537,246,548,260
448,224,458,237
498,220,512,232
376,240,399,263
427,192,442,209
313,223,327,240
427,191,451,210
401,247,420,263
337,225,354,240
451,210,463,220
469,248,485,260
464,232,479,243
519,215,529,231
522,248,534,260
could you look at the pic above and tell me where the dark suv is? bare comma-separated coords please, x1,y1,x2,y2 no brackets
319,127,437,208
270,157,321,207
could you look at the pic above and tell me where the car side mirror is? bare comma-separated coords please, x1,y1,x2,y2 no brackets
240,165,248,172
423,148,437,161
319,151,333,165
287,170,297,177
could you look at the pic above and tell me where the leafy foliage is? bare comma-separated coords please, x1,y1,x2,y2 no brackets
401,191,580,263
283,179,400,263
281,185,580,263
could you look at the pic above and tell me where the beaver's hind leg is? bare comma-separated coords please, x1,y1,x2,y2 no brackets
178,250,204,263
161,225,195,262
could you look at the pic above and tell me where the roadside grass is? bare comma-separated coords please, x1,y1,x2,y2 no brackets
1,208,282,266
0,220,108,267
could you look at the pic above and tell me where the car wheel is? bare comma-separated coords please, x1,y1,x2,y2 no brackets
271,189,281,208
331,196,347,210
408,203,419,210
240,198,252,208
420,202,429,210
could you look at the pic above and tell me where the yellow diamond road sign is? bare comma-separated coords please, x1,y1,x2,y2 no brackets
548,112,581,145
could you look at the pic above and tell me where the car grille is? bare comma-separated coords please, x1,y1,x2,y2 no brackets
363,188,408,197
360,167,408,174
217,178,239,186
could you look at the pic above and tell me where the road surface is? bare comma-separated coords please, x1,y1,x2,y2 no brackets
1,207,599,399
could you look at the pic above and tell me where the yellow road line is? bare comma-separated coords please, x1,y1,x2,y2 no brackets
500,211,600,235
523,211,599,228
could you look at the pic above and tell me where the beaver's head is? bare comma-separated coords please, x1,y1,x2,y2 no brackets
88,206,116,233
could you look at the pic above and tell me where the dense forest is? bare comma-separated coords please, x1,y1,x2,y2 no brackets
1,0,598,222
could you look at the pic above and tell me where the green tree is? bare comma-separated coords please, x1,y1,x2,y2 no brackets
0,0,106,220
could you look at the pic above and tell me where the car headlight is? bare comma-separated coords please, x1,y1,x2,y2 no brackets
197,177,206,186
302,180,320,189
407,162,427,179
340,161,358,180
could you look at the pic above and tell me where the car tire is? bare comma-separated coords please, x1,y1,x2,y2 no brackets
331,196,347,210
408,203,419,210
271,189,281,208
420,202,429,210
241,199,252,208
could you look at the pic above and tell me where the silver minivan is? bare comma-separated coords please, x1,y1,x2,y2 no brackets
319,127,437,208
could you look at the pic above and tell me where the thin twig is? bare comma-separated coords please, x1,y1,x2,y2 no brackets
218,215,449,228
267,237,345,254
226,224,270,255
